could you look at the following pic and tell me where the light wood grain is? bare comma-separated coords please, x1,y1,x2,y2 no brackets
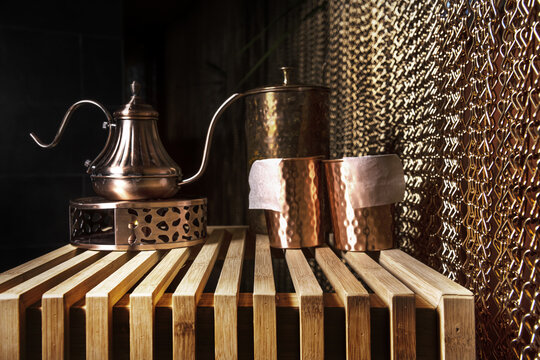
285,249,324,360
0,250,102,360
85,251,159,360
379,249,472,306
28,292,439,360
253,235,277,360
345,251,416,360
0,245,79,293
130,248,190,360
380,249,475,360
111,291,411,309
214,229,246,360
438,295,476,360
42,251,130,360
172,229,226,360
316,247,370,360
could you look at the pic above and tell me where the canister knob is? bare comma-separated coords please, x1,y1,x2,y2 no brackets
280,66,294,85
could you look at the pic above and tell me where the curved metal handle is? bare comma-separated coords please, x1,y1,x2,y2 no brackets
29,100,114,173
179,93,245,186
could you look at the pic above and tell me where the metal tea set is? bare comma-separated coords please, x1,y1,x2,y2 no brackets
31,68,396,252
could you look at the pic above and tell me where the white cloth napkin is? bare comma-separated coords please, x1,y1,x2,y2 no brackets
341,155,405,208
248,158,283,211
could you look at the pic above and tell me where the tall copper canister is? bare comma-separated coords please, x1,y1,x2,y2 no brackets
245,67,329,233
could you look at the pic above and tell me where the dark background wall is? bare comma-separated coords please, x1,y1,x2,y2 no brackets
122,0,301,228
123,0,269,229
0,1,124,270
0,0,298,271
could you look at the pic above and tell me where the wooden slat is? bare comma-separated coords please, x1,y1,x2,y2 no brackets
42,251,130,360
130,248,190,360
0,245,80,293
379,249,472,306
438,295,475,360
0,250,103,360
380,249,475,360
315,247,370,360
214,229,246,360
172,229,226,360
86,251,159,360
29,293,439,360
284,250,324,360
110,292,421,309
253,235,277,360
345,251,416,360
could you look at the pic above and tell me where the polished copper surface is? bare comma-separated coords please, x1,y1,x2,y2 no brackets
264,156,324,248
91,176,179,201
245,89,329,164
89,83,183,199
245,68,329,165
70,197,207,250
90,114,182,199
324,160,393,251
246,68,329,234
70,196,206,209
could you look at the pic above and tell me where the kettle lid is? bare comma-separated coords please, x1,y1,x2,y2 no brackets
114,81,159,120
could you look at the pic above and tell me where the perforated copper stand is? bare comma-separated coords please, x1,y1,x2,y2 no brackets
69,197,207,250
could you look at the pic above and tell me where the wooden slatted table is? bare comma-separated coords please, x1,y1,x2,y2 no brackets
0,226,475,360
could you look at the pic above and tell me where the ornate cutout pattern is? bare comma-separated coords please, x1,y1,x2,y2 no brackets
70,208,114,241
122,204,207,245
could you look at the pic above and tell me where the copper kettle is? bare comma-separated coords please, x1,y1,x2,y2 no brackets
30,81,242,200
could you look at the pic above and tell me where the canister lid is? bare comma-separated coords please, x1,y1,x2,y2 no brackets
243,67,329,96
113,81,159,120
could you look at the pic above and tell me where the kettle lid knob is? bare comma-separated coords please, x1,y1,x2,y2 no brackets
131,81,141,97
114,81,159,120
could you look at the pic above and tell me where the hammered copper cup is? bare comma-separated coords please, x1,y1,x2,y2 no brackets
323,160,394,251
265,156,325,248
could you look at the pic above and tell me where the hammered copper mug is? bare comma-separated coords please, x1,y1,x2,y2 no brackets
323,159,394,251
265,156,325,248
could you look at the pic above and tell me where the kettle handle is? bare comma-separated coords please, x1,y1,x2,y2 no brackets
179,92,245,186
29,100,114,173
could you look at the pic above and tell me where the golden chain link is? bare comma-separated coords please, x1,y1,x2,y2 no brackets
292,0,539,357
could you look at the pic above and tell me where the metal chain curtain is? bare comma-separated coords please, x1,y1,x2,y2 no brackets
284,0,540,358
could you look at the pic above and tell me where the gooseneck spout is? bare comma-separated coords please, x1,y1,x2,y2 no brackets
30,100,113,148
29,100,114,172
179,92,245,186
